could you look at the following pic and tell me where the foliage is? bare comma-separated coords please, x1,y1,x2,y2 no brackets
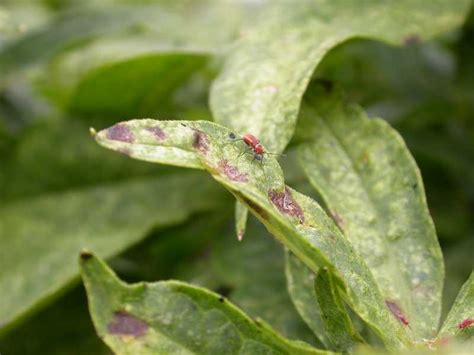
0,1,473,354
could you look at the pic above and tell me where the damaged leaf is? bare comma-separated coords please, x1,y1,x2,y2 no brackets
210,0,471,153
95,119,411,349
80,253,330,354
297,86,443,339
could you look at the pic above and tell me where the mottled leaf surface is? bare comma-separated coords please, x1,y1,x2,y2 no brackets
439,272,474,340
286,252,329,347
0,172,224,331
95,119,410,349
297,86,443,339
210,0,470,153
81,253,329,354
181,218,318,345
314,268,364,352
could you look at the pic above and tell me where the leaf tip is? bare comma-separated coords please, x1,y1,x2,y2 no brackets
89,127,97,137
80,249,94,262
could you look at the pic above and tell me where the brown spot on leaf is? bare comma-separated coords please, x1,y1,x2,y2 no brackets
107,123,134,142
145,126,166,140
108,311,148,337
218,160,248,182
268,187,304,223
458,318,474,329
385,300,409,326
404,34,420,46
192,130,209,154
80,251,93,260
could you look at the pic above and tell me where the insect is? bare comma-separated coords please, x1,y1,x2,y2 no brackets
228,132,280,162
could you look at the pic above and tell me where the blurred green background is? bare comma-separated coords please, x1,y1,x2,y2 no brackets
0,1,472,354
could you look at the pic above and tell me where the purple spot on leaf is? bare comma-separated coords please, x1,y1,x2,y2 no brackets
268,187,304,223
108,311,148,337
458,318,474,329
107,123,134,143
145,126,166,140
218,160,248,182
385,300,409,326
192,130,210,154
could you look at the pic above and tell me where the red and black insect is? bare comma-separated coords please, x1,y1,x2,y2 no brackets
228,132,279,162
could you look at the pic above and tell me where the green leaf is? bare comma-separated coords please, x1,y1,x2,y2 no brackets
0,171,225,331
210,0,471,153
285,252,330,348
439,272,474,341
93,120,205,169
297,85,444,339
80,253,330,354
95,119,411,349
72,53,207,118
0,1,245,77
49,53,207,119
443,239,474,320
181,218,318,346
234,200,248,241
314,268,364,352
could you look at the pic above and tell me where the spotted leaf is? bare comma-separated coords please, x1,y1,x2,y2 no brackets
80,253,331,354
